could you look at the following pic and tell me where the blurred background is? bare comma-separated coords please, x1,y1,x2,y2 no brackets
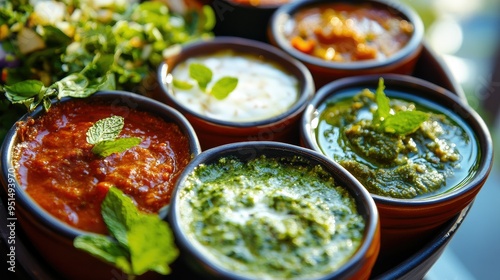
399,0,500,279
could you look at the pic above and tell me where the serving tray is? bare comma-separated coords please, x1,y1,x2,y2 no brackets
0,44,470,279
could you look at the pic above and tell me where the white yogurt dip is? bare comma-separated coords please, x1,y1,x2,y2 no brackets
170,50,300,122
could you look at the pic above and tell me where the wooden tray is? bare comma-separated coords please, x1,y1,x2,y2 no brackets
0,44,471,279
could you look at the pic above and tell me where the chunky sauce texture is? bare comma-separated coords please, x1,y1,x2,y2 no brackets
285,3,414,62
13,99,191,233
316,89,479,199
179,155,365,279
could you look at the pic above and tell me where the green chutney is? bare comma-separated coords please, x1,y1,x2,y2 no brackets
178,155,365,279
316,88,479,199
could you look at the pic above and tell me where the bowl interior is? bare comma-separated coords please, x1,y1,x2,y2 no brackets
269,0,425,70
0,90,201,238
158,36,315,127
169,141,379,279
301,74,493,205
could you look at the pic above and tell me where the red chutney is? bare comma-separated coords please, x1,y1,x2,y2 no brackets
13,99,192,234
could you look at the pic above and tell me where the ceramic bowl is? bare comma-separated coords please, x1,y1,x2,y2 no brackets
168,141,380,280
157,36,315,150
268,0,425,88
192,0,293,42
0,91,201,280
300,74,493,259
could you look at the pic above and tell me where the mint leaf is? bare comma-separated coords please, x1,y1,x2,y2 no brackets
101,187,139,248
189,63,212,90
374,78,390,122
73,234,132,274
91,137,141,157
210,77,238,100
172,78,194,90
74,187,178,277
128,214,178,275
86,116,124,144
382,110,429,135
3,80,44,100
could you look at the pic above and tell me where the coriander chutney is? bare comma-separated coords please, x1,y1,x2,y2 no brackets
178,155,365,279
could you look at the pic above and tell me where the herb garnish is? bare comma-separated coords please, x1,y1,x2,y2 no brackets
173,62,238,100
86,116,141,157
74,187,178,279
373,78,428,135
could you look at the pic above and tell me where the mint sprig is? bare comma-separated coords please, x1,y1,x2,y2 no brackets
74,187,178,278
86,116,141,157
374,78,429,136
173,62,238,100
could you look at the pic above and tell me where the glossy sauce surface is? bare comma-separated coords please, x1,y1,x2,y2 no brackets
13,99,192,233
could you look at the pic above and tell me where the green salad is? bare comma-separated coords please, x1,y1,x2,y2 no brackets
0,0,214,141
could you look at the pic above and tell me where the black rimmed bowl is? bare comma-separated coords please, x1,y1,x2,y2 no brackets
168,141,380,280
268,0,425,88
0,91,201,280
300,74,493,260
157,36,315,150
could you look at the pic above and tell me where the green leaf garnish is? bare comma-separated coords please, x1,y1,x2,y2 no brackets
74,187,178,277
86,116,124,144
91,138,142,158
210,76,238,100
172,79,194,90
381,111,429,135
189,63,212,90
374,78,429,136
174,62,238,100
86,116,141,157
374,78,390,122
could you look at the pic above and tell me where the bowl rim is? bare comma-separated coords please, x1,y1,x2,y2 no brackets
268,0,425,70
157,36,315,128
0,90,202,239
300,74,493,206
168,141,380,279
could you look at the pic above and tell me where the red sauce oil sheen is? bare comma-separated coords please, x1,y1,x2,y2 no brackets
13,99,192,234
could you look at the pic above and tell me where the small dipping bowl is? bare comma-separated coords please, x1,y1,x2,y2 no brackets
157,36,315,150
168,141,380,280
0,91,201,280
268,0,425,88
300,74,493,260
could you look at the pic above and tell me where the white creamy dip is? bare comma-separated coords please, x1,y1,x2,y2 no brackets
170,51,300,122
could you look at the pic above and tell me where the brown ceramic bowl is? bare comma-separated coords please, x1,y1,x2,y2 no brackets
168,141,380,280
268,0,425,88
300,74,493,260
192,0,294,42
157,36,315,150
0,91,201,280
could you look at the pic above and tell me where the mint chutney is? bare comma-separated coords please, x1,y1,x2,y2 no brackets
315,87,479,199
178,155,365,279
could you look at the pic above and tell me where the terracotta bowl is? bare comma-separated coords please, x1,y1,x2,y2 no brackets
268,0,425,88
157,36,315,150
0,91,201,280
192,0,293,42
168,141,380,280
300,74,493,260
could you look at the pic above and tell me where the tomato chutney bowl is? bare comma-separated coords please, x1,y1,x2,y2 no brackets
300,74,493,261
168,141,380,280
268,0,425,88
157,36,315,150
0,91,202,280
